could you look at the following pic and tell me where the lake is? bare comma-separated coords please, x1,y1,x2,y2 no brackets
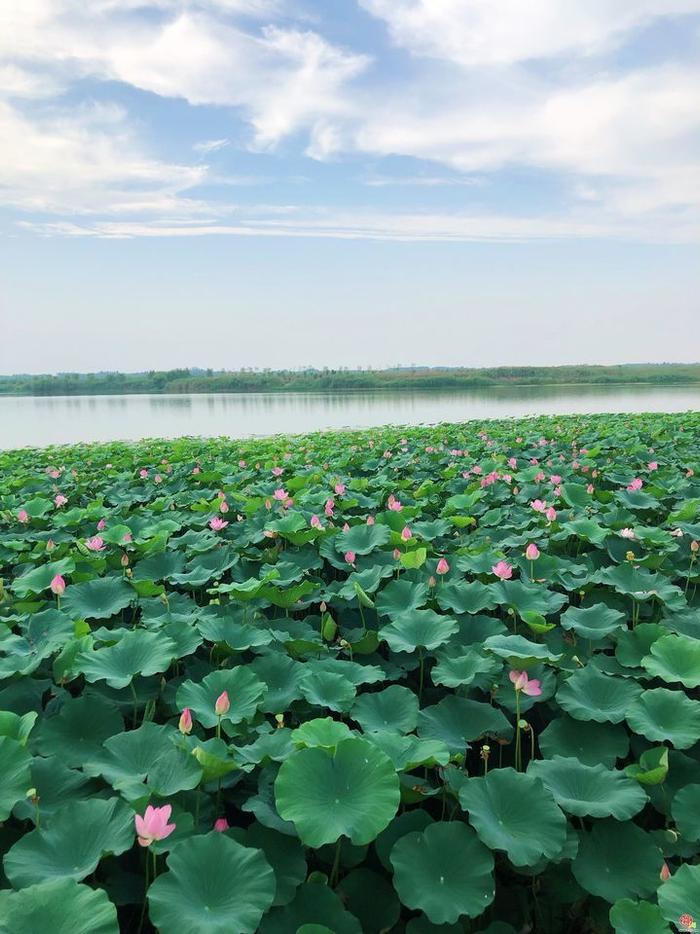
1,384,699,449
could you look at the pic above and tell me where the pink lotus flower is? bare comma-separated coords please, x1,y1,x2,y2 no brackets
586,484,594,494
436,558,450,575
508,457,517,469
54,494,67,508
121,553,129,567
17,509,29,524
97,519,106,531
154,474,162,484
324,498,335,517
214,818,229,832
271,466,283,477
344,551,356,565
619,528,636,540
366,515,375,525
50,574,66,596
627,478,643,491
85,536,105,551
192,465,201,475
273,488,288,501
178,708,192,735
387,495,403,511
310,515,322,529
334,482,346,495
531,499,546,513
219,500,229,513
545,507,557,522
550,474,562,485
492,560,513,580
660,862,671,881
393,548,401,560
135,804,176,847
401,526,412,541
209,517,228,531
46,539,55,552
215,691,230,716
47,467,61,479
139,469,148,479
509,669,542,696
238,460,247,468
534,471,546,483
342,522,350,532
525,543,540,561
648,461,658,471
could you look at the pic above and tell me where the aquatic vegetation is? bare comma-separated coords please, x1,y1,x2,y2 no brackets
0,412,699,932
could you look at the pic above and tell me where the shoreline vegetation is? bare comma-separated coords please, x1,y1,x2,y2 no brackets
1,362,699,397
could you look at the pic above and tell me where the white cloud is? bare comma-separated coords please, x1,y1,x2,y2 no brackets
193,138,230,154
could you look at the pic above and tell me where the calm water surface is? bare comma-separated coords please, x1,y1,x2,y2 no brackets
1,385,699,449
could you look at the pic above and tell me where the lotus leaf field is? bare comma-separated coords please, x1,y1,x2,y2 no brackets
1,412,700,934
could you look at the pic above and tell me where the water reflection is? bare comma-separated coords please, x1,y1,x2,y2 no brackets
1,385,698,449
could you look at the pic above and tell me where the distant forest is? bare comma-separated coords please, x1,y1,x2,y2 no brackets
1,364,699,397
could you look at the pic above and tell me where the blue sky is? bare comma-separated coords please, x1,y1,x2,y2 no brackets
1,1,699,373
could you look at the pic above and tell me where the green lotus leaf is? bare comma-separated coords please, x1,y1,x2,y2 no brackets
417,696,511,754
436,581,497,615
336,868,401,934
374,809,433,872
366,732,450,771
259,882,362,934
642,633,700,688
274,737,400,847
12,558,76,598
335,524,391,555
351,685,419,734
291,717,354,750
490,580,567,616
77,629,178,689
459,768,568,866
431,649,500,688
380,610,458,653
671,783,700,842
197,614,273,651
390,821,495,924
609,898,671,934
0,736,32,821
375,579,428,617
34,693,124,767
61,577,135,619
0,880,119,934
300,670,357,712
245,822,307,907
132,550,186,581
148,832,276,934
626,688,700,749
557,666,642,723
538,716,629,767
615,623,666,668
483,634,562,667
13,756,95,822
528,756,647,819
657,864,700,928
250,654,306,712
176,667,267,728
625,746,669,786
560,603,626,640
4,797,134,887
572,820,662,902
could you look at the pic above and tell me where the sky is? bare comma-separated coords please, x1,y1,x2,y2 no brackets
1,0,699,374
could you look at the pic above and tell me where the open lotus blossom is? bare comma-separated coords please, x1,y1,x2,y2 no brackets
324,498,335,517
271,466,283,476
273,488,288,501
508,457,517,468
17,509,29,523
509,670,542,696
400,526,412,541
436,557,450,575
214,818,230,832
310,515,322,529
344,550,356,565
178,708,193,735
139,469,148,478
619,528,636,539
54,494,67,507
648,461,659,471
209,517,228,531
492,560,513,580
627,477,643,491
387,495,403,511
334,482,346,495
135,804,176,847
50,574,66,596
531,499,546,513
215,691,230,717
85,536,105,551
525,543,540,561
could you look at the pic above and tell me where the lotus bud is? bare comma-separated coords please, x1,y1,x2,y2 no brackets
215,691,230,717
691,540,699,553
178,708,193,735
275,713,285,729
50,574,66,596
660,862,671,881
214,818,229,832
121,553,129,567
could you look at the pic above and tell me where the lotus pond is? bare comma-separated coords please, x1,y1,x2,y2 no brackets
1,412,699,934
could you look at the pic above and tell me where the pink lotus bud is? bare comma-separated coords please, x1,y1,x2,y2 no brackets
393,548,401,560
428,575,437,587
344,551,356,565
525,544,540,561
46,539,55,552
139,469,148,479
691,540,699,554
310,515,322,529
214,818,229,832
50,574,66,596
545,507,557,522
220,500,229,513
401,526,412,541
508,457,517,469
54,494,67,508
586,484,594,494
17,509,29,523
121,553,129,567
192,465,201,474
154,474,162,484
343,522,350,532
660,862,671,881
215,691,230,717
97,519,106,531
366,515,375,525
324,498,335,517
179,708,193,735
436,558,450,575
334,483,346,495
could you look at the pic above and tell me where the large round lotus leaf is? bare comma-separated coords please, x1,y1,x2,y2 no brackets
615,624,666,668
250,654,306,712
436,581,497,615
61,578,135,619
291,717,354,750
34,694,124,767
609,899,671,934
626,688,700,749
367,732,450,772
274,737,400,847
390,821,495,924
132,550,186,581
431,649,499,688
0,879,119,934
642,633,700,688
4,797,134,888
657,864,700,928
375,809,433,871
490,580,567,616
375,579,428,617
0,736,32,821
259,882,362,934
483,634,562,667
417,696,511,754
245,822,307,907
148,832,276,934
571,820,662,902
12,558,76,598
528,756,647,819
337,868,401,933
300,670,356,712
351,685,419,734
557,666,642,723
671,783,700,841
560,604,626,640
538,716,629,767
380,610,458,653
335,523,391,555
176,667,267,728
458,768,567,866
77,630,178,689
